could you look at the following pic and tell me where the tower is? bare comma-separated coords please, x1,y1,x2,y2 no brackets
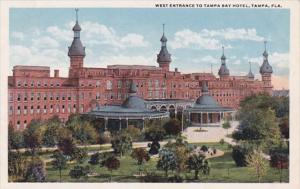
259,41,273,94
68,9,85,77
157,24,171,71
218,46,230,79
247,61,255,80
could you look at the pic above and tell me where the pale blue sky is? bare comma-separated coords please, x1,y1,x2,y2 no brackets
9,8,290,89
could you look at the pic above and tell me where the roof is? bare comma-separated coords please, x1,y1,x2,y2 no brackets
157,47,171,63
247,70,255,79
68,38,85,57
218,64,230,76
259,59,273,74
73,21,81,31
13,66,50,71
160,34,167,42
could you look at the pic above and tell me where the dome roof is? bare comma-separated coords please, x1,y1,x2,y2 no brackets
157,47,171,63
218,64,230,76
195,95,220,108
259,60,273,74
73,22,81,31
68,38,85,57
121,95,146,109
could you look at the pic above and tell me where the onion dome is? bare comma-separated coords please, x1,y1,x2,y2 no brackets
259,41,273,74
218,46,230,77
195,82,220,108
122,81,146,109
68,9,86,57
157,24,171,64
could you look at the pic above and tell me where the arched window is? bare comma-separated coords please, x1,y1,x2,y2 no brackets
107,80,112,90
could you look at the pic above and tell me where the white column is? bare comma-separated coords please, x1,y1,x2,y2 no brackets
104,117,108,131
126,118,128,128
142,117,145,131
119,118,122,131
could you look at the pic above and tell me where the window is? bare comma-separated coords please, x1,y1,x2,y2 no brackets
62,105,65,113
56,105,59,113
37,105,40,114
30,106,34,114
17,81,21,87
148,80,152,87
37,93,41,101
50,83,54,87
17,106,20,115
68,105,71,113
9,106,13,115
50,105,53,113
24,106,27,115
9,93,13,101
68,93,71,101
106,80,112,90
37,81,41,87
17,93,21,101
117,80,122,88
80,104,84,113
44,82,48,87
56,83,60,87
96,92,100,100
50,93,53,100
80,92,84,100
155,90,159,98
56,94,60,101
73,104,76,113
44,105,47,113
24,120,27,128
31,81,34,87
148,91,152,98
126,80,130,88
62,93,66,101
24,81,28,87
31,93,34,101
44,93,47,101
96,81,101,87
155,80,159,88
16,121,20,130
118,93,121,100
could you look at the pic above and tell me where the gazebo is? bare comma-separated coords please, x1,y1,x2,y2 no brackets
186,82,234,126
86,81,169,130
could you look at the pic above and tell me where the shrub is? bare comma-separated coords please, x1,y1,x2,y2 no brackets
232,145,253,167
168,175,183,183
163,119,182,136
213,148,217,154
270,152,289,169
88,152,101,165
24,157,46,182
149,140,161,155
69,165,90,179
219,139,225,145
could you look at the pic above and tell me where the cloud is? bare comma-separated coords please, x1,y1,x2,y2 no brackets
201,28,264,41
195,55,219,64
46,26,73,41
169,29,222,50
32,36,60,48
11,31,25,40
91,54,156,68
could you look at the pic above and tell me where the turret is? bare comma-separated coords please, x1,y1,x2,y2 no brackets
157,24,171,71
247,61,254,80
218,46,230,79
259,41,273,94
68,9,85,77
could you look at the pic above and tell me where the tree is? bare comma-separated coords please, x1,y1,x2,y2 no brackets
131,148,150,175
144,120,166,142
8,124,24,151
157,149,177,177
8,151,28,181
51,150,67,182
163,119,182,136
222,120,231,137
246,151,268,183
233,108,281,149
148,140,161,155
122,125,142,142
66,114,98,145
23,120,44,155
24,157,46,182
111,134,132,157
57,128,77,157
279,116,289,139
186,153,210,180
71,148,88,164
102,156,120,182
42,116,61,147
219,138,225,146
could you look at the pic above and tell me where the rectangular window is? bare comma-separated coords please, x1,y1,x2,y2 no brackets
117,80,122,88
17,93,21,101
50,105,53,113
44,105,47,113
9,106,13,115
37,106,40,114
44,93,47,101
37,93,40,101
17,106,20,115
68,105,71,113
31,93,34,101
56,94,60,101
68,93,71,101
24,106,27,115
30,106,34,114
9,93,13,101
62,105,65,113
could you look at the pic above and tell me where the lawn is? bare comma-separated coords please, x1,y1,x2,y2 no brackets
44,142,289,183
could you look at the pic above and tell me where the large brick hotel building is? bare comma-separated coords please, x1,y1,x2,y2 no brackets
8,13,273,130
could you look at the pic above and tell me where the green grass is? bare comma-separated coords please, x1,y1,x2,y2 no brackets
43,142,289,183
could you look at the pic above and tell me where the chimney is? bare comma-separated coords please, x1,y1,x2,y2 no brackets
175,68,178,72
54,70,59,77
